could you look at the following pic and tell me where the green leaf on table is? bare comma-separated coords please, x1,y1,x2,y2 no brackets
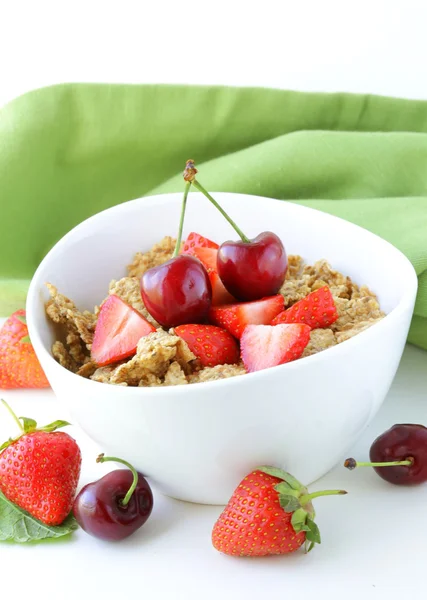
0,491,78,543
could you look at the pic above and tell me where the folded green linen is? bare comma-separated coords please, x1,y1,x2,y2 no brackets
0,84,426,348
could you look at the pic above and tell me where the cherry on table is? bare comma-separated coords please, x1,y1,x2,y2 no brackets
73,454,153,541
344,423,427,485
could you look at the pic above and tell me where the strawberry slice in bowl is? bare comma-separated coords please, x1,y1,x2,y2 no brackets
91,295,156,366
209,295,284,339
180,232,219,256
240,323,311,373
192,247,236,306
272,286,338,329
174,324,239,367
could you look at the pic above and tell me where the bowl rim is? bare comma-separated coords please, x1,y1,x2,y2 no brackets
26,192,418,396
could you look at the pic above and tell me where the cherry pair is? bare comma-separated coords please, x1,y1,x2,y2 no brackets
140,160,288,328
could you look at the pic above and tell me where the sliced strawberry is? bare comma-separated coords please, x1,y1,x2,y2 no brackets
209,295,284,339
240,323,311,373
192,246,218,270
192,247,236,306
91,295,156,366
181,232,219,256
272,286,338,329
174,324,239,367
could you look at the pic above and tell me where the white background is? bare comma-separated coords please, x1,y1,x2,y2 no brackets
1,0,427,108
1,1,427,599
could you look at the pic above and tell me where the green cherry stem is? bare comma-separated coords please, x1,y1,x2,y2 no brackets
172,181,192,258
1,399,24,433
299,489,347,505
191,179,250,243
96,454,138,506
344,457,413,470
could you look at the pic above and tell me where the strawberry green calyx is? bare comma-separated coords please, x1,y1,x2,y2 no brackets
0,399,70,452
258,466,347,552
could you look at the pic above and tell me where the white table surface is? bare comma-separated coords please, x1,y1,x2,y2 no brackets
0,330,426,599
1,2,427,597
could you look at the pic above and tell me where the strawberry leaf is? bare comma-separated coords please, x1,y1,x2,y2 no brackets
291,507,308,531
0,439,14,452
0,491,78,543
19,417,37,433
38,420,71,433
258,466,303,490
278,494,300,513
305,518,321,545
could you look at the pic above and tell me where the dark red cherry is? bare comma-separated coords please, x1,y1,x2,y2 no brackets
73,456,153,541
344,424,427,485
217,232,287,301
184,164,287,302
140,255,212,328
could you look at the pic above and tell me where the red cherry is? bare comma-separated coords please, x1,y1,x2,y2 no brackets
184,163,287,302
140,255,212,328
73,455,153,541
140,178,212,328
217,232,287,301
344,423,427,485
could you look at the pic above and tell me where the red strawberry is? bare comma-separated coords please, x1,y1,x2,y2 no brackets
0,310,49,389
209,295,284,339
212,467,346,557
272,286,338,329
0,400,81,526
192,247,235,306
174,324,239,367
240,323,310,372
91,295,156,366
181,232,219,255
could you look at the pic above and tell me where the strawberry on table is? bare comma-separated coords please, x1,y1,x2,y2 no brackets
174,324,239,368
240,323,310,373
192,247,236,306
209,295,284,339
180,232,219,255
272,286,338,329
91,295,156,366
0,400,81,526
0,309,49,389
212,467,346,556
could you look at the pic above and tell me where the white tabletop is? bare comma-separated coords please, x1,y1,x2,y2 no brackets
1,2,427,597
0,330,426,599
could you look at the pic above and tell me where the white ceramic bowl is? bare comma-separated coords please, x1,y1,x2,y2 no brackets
26,193,417,504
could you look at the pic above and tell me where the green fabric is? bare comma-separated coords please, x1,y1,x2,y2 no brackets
0,84,426,348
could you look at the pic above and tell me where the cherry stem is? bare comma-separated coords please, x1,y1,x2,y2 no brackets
344,457,413,470
172,181,192,257
191,179,250,243
299,489,347,505
97,454,139,507
1,399,24,433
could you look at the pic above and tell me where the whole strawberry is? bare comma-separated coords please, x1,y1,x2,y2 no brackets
212,467,346,556
0,400,81,526
0,310,49,389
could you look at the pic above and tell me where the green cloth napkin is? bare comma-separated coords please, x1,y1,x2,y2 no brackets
0,84,426,348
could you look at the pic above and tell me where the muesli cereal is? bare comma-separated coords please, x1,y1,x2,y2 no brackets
45,239,385,387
